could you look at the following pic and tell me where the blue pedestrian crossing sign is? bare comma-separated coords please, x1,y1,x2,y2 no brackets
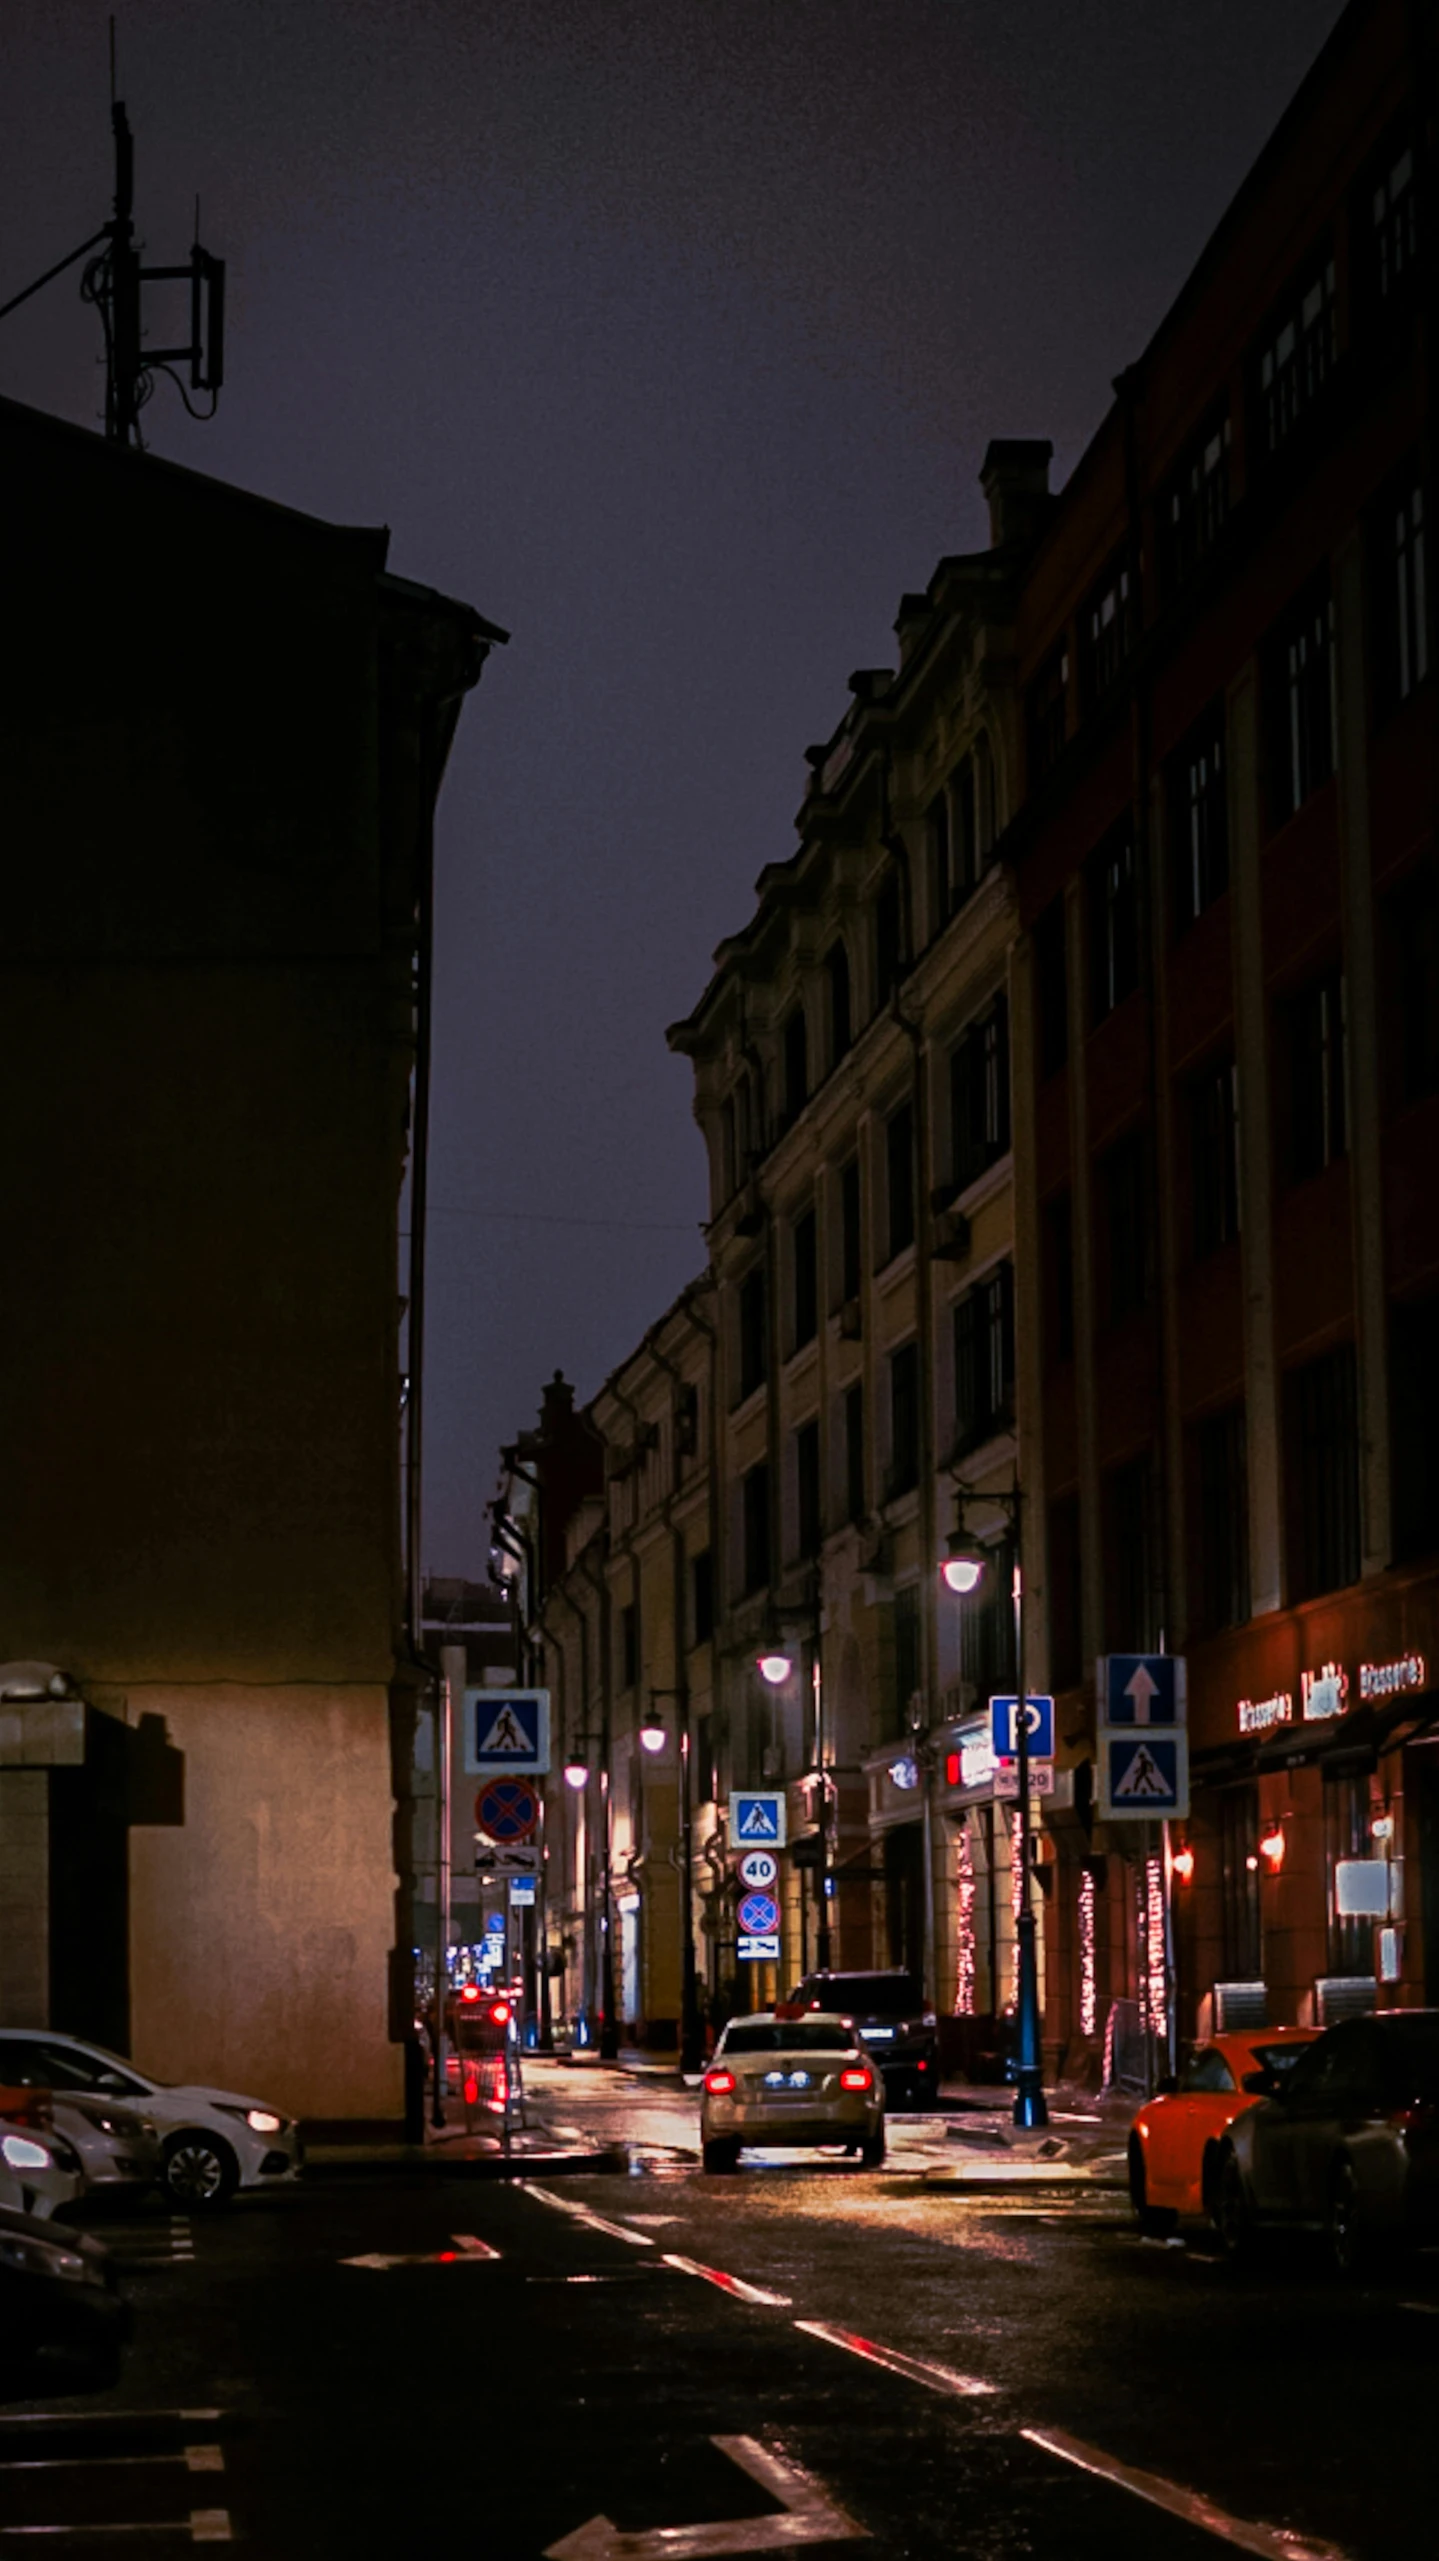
729,1791,787,1849
463,1688,551,1775
989,1696,1055,1760
1100,1731,1189,1819
1100,1655,1186,1725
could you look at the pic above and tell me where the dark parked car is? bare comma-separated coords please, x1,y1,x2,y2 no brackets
783,1970,939,2108
0,2205,132,2399
1214,2008,1439,2274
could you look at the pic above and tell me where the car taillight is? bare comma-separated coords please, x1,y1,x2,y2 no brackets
839,2067,872,2092
704,2069,736,2096
1390,2101,1438,2136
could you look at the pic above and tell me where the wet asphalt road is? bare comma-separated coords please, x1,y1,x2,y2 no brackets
5,2106,1437,2558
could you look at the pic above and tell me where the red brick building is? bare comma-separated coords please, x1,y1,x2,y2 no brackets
1008,0,1435,2070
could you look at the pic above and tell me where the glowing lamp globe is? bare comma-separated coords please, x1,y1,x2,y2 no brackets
563,1759,589,1791
757,1651,793,1687
639,1719,667,1754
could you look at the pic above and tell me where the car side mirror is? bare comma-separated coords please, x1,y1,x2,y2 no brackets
1241,2068,1276,2097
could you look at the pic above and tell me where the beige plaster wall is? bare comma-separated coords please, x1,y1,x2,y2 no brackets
128,1684,401,2123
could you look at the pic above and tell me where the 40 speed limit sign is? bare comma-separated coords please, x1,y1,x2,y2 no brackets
736,1847,779,1891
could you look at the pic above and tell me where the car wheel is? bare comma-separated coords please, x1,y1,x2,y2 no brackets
701,2138,739,2175
1327,2159,1372,2279
1214,2147,1254,2263
1127,2139,1178,2239
163,2133,238,2209
858,2128,886,2170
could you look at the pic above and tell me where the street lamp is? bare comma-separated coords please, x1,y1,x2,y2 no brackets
639,1714,667,1754
937,1495,1048,2130
756,1650,794,1687
563,1757,589,1790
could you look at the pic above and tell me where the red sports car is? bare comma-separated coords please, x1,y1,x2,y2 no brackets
1128,2026,1319,2235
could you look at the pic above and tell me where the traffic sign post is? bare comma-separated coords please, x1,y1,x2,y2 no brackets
475,1778,540,1845
729,1791,786,1848
1099,1655,1186,1726
463,1689,552,1775
737,1890,780,1938
737,1933,781,1963
737,1848,779,1892
989,1696,1055,1760
1099,1730,1190,1819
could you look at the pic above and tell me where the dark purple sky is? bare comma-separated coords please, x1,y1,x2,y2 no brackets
2,1,1346,1572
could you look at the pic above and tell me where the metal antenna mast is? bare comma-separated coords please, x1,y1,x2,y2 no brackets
0,20,226,447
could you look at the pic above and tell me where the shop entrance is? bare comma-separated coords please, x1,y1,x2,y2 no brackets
883,1821,924,1978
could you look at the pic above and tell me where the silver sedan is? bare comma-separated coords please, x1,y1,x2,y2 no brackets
51,2095,163,2200
699,2013,886,2173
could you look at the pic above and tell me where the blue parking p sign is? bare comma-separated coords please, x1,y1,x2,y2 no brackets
989,1696,1055,1760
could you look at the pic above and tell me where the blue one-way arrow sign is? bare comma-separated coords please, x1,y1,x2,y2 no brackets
1099,1655,1186,1726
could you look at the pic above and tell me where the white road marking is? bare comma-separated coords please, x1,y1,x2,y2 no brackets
1399,2299,1439,2315
1023,2427,1351,2561
543,2433,869,2558
793,2321,995,2399
661,2254,791,2307
521,2183,655,2247
339,2233,500,2269
622,2213,682,2227
0,2449,223,2476
0,2517,231,2544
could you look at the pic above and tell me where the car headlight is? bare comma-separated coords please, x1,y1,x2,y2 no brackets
216,2104,284,2135
0,2232,88,2282
1,2132,51,2172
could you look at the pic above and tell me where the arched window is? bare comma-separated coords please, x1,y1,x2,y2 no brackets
825,940,852,1065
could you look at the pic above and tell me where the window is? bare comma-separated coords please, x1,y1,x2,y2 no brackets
1047,1493,1082,1691
719,1094,738,1202
1080,552,1134,708
953,1264,1015,1454
1255,246,1337,457
1027,641,1069,784
1161,408,1231,593
953,756,978,905
1219,1788,1261,1980
792,1209,818,1351
738,1265,767,1401
1366,132,1419,307
1088,824,1140,1021
891,1586,921,1738
1324,1770,1372,1977
1396,867,1439,1100
1179,2047,1237,2097
887,1342,920,1497
950,997,1011,1192
690,1550,714,1648
1289,969,1346,1180
884,1102,915,1263
1197,1406,1250,1633
1169,705,1228,932
875,861,907,1005
965,1536,1017,1699
840,1158,862,1303
1390,1289,1439,1563
741,1462,771,1597
1105,1451,1159,1652
1035,899,1068,1079
796,1419,822,1558
1286,1344,1360,1601
825,940,852,1065
1190,1058,1240,1257
927,791,952,925
1372,469,1429,715
782,1006,808,1126
973,733,996,863
1103,1130,1152,1322
1042,1193,1074,1365
844,1381,865,1524
1268,576,1335,824
620,1603,637,1691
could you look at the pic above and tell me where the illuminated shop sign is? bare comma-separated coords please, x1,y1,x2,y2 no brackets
1358,1653,1427,1701
1301,1661,1349,1721
945,1724,997,1792
1237,1692,1292,1734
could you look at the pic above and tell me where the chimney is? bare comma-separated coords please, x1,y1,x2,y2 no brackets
540,1369,575,1433
980,439,1054,550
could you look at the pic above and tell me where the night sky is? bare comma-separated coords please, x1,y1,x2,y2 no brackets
2,2,1346,1572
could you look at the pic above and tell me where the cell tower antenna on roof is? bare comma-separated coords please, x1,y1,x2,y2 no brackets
0,28,227,448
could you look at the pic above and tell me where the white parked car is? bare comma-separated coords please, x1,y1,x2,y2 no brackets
0,2033,301,2209
0,2116,84,2221
699,2011,886,2173
50,2095,164,2200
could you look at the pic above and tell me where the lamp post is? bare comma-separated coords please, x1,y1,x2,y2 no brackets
644,1690,702,2074
940,1500,1048,2131
757,1589,831,1973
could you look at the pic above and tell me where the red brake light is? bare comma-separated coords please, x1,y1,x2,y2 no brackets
704,2068,736,2096
840,2066,872,2092
490,2000,511,2026
460,1984,480,2002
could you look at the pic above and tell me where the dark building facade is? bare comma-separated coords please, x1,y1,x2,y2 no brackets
0,395,503,2130
1005,0,1435,2067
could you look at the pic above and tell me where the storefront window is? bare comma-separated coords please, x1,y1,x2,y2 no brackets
1220,1786,1262,1979
1324,1766,1373,1977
